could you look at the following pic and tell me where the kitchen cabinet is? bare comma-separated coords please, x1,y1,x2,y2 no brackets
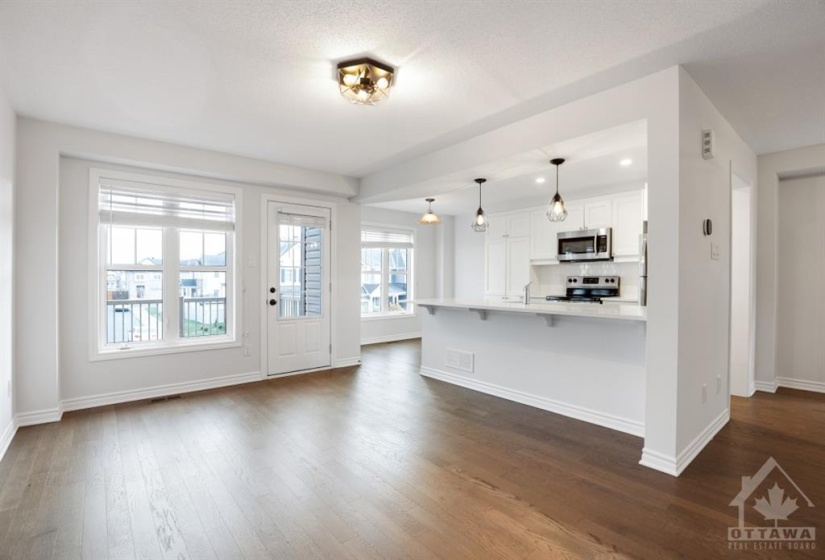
527,188,645,264
486,210,530,298
611,191,644,260
584,199,612,229
530,209,558,261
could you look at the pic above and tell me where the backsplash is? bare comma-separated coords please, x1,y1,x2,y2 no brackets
534,261,640,300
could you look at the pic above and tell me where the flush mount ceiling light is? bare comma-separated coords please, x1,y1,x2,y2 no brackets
620,158,633,167
337,57,394,105
471,178,488,232
419,198,441,225
546,158,568,222
535,177,546,184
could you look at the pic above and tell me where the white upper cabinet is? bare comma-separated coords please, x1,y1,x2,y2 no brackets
486,214,507,239
562,202,585,231
526,188,645,264
506,213,530,238
505,237,530,297
584,199,612,229
611,191,644,260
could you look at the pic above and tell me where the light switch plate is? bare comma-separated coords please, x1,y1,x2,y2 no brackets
711,242,721,260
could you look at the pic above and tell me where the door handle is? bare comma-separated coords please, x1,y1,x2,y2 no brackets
269,287,276,293
269,299,277,306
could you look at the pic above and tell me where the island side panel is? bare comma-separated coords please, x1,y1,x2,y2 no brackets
420,309,646,436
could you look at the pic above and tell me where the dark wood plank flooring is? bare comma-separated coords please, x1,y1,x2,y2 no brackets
0,340,823,559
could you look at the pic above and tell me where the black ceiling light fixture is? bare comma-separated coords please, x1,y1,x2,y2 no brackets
471,178,488,232
546,158,568,222
337,57,395,105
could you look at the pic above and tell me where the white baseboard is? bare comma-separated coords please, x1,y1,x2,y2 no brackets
755,380,777,393
16,406,64,427
775,377,825,394
61,370,264,413
0,418,18,463
640,408,730,477
419,366,644,437
361,333,421,346
334,357,363,368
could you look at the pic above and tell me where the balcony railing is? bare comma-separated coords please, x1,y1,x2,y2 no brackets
106,296,226,344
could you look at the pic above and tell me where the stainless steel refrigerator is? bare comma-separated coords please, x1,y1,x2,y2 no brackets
639,220,648,306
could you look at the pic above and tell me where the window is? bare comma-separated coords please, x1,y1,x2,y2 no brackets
91,169,241,357
361,226,414,317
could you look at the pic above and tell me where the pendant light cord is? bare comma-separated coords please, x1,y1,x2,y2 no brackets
555,163,560,196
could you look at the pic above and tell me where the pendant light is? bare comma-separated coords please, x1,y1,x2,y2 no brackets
546,158,568,222
419,198,441,225
471,178,488,232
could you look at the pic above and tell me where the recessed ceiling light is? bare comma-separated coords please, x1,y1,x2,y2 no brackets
535,177,546,184
620,158,633,167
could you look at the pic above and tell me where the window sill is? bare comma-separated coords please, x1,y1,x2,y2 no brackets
91,337,241,362
361,313,417,322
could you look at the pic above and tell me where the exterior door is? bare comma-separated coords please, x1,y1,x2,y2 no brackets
267,202,331,375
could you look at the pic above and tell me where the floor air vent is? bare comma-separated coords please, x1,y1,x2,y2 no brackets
149,394,183,403
446,349,474,373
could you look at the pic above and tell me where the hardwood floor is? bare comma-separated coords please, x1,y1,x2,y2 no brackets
0,340,823,559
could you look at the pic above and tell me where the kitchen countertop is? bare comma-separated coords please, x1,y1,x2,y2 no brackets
413,298,647,323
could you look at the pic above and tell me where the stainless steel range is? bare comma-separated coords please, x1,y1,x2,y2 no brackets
544,276,620,304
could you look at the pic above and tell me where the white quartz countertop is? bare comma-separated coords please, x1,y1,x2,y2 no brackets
414,298,647,322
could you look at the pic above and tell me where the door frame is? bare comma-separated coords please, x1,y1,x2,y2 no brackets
260,193,338,377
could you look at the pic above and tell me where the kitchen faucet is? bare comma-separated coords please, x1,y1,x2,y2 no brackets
524,282,533,304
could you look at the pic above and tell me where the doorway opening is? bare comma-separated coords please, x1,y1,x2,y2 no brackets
730,170,756,397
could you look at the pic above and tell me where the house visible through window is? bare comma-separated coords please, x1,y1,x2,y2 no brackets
93,169,239,355
361,226,414,317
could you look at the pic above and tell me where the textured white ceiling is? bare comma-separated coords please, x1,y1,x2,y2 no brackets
370,120,648,216
0,1,822,179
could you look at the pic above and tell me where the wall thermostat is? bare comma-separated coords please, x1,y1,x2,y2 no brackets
702,129,715,160
703,218,713,236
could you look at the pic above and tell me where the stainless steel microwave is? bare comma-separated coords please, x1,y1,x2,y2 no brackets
557,228,613,262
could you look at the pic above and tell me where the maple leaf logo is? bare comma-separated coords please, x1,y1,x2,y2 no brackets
753,483,799,526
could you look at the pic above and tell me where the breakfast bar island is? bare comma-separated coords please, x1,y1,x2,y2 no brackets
415,298,647,436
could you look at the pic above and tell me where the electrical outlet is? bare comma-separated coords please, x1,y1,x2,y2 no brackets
716,375,722,394
243,344,251,357
711,242,721,260
702,384,708,404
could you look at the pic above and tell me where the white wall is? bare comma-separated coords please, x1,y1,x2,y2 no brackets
755,144,825,391
776,174,825,392
0,85,15,457
730,183,754,397
16,118,361,420
359,206,444,344
673,67,757,458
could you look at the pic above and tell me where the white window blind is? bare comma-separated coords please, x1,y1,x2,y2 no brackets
99,178,235,232
278,212,327,227
361,227,414,248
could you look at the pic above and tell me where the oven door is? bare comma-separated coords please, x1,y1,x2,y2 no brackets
557,228,612,261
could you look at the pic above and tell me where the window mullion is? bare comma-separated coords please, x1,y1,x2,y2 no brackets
382,248,389,314
166,228,180,343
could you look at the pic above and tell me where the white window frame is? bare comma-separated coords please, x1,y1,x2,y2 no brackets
360,224,415,320
88,168,243,361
